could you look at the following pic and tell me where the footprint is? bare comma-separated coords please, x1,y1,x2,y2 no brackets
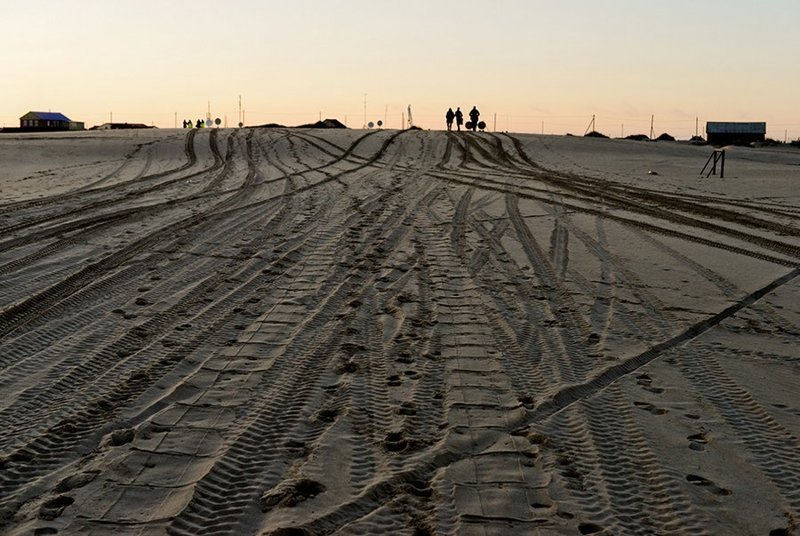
398,402,417,416
687,432,708,452
384,431,408,452
315,408,338,423
56,471,98,492
633,401,668,415
686,474,731,495
109,428,135,446
636,374,665,394
518,395,535,409
578,522,605,534
39,496,75,520
260,479,326,512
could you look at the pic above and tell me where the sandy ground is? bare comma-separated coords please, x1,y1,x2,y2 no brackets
0,127,798,535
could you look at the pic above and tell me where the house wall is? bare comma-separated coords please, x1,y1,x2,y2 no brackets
707,132,766,146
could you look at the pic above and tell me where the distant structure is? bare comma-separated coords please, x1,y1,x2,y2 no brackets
295,118,347,129
706,122,766,146
90,123,154,130
18,111,84,131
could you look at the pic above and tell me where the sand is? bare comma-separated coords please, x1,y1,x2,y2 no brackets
0,127,798,535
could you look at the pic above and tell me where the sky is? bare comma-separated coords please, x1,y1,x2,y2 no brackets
3,0,799,138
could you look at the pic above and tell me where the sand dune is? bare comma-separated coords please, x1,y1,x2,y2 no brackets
0,127,798,535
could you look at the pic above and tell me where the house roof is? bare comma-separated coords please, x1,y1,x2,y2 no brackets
706,122,766,134
20,111,72,122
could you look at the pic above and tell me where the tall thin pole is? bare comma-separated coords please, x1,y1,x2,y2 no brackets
239,95,242,126
493,113,496,132
650,114,654,140
695,117,699,138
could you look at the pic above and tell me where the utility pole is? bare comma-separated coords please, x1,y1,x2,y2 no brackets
493,113,496,132
239,95,242,126
621,123,624,138
695,117,699,138
649,115,655,140
584,114,595,135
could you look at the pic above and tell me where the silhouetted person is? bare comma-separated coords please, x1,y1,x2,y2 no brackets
455,107,463,131
469,106,480,131
445,108,455,131
196,119,203,128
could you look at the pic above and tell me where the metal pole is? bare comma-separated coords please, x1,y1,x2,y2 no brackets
493,113,496,132
239,95,242,125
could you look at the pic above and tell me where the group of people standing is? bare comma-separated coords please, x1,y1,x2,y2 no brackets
445,106,482,131
182,119,207,128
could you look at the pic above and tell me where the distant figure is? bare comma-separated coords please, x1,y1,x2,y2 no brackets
455,107,463,131
445,108,455,131
469,106,480,131
196,119,204,128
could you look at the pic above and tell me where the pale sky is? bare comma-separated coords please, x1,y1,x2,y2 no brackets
3,0,799,138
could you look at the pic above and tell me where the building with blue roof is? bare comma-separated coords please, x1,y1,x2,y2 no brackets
18,111,84,131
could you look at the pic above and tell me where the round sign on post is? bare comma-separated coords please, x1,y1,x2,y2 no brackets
377,120,383,128
205,119,213,127
215,118,221,126
238,122,244,128
368,121,374,129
